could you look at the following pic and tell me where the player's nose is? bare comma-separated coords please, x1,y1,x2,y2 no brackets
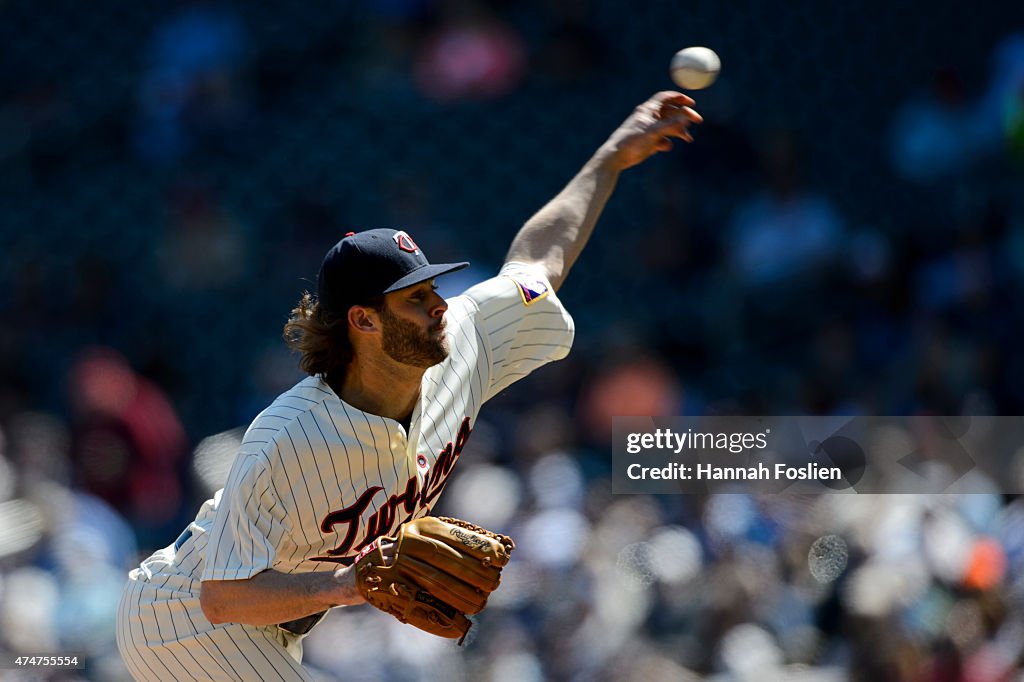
429,292,448,318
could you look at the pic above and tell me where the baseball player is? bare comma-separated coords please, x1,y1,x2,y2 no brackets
116,91,701,681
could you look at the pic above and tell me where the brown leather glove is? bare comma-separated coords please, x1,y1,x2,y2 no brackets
355,516,515,644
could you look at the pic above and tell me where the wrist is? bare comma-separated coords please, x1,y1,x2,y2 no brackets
588,145,628,175
330,565,365,607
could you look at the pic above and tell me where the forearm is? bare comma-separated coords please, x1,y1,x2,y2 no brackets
505,153,621,292
200,566,363,626
505,92,699,291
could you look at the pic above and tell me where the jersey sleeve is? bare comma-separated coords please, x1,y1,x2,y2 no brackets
201,449,287,581
460,261,575,401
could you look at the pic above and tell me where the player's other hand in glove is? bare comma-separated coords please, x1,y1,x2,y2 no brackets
354,516,515,643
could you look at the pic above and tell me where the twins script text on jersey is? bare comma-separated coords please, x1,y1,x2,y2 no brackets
315,415,472,563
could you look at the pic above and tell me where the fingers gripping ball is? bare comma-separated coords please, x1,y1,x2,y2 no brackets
670,47,720,90
355,516,515,643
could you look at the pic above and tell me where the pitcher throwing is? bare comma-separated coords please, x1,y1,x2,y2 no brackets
116,92,701,681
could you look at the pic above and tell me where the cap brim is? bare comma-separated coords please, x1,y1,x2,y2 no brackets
382,262,470,293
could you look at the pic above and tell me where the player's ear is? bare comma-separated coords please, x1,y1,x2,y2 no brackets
347,305,381,334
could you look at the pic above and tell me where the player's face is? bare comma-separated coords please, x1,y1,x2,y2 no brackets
379,281,449,368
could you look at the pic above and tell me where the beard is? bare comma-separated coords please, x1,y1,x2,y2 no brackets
380,306,449,368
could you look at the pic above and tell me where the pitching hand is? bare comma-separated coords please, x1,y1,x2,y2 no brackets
597,91,702,171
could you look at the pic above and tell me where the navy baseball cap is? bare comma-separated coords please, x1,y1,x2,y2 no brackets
316,228,469,316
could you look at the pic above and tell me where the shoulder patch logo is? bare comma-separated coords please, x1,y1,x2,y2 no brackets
506,275,550,306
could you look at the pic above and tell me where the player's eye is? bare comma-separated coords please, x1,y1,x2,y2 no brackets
411,284,437,301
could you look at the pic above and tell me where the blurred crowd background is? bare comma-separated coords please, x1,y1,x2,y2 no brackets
2,0,1024,680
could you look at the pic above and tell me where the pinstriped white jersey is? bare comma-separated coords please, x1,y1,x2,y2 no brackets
130,262,573,599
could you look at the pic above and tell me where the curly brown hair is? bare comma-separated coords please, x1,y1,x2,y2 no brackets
282,292,382,379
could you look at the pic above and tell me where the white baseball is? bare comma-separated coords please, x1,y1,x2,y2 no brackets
670,47,721,90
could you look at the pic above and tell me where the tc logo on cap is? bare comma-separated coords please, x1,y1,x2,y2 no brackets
393,231,420,254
